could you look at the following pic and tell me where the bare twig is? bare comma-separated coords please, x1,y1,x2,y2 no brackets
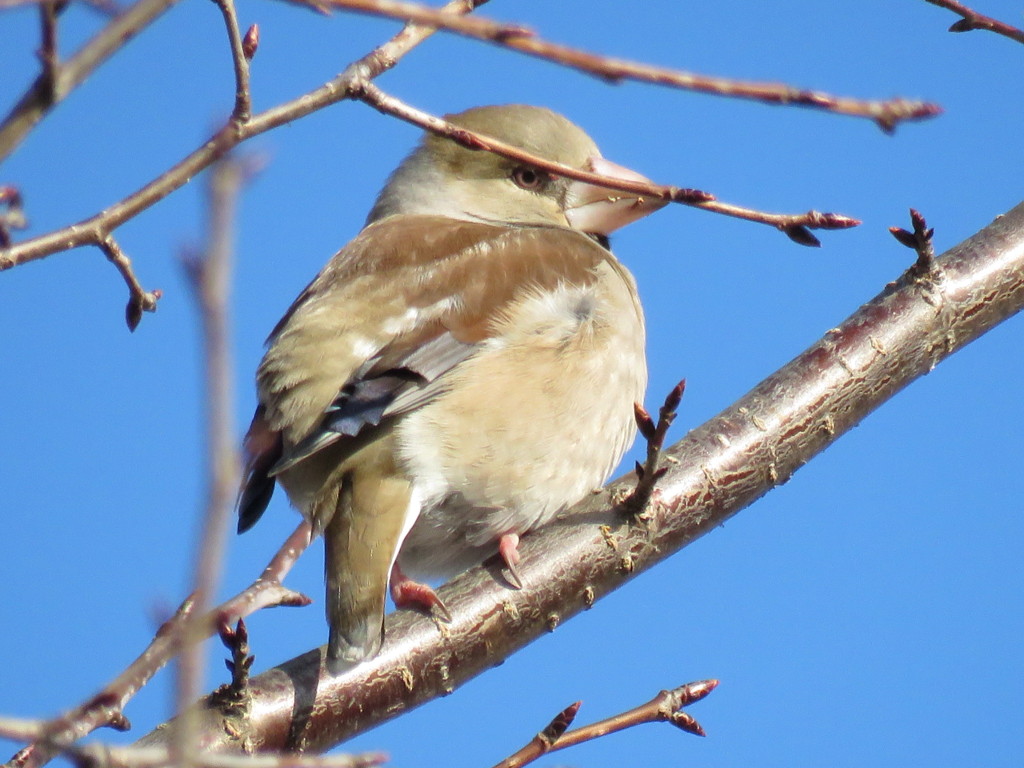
216,620,254,706
492,701,580,768
8,521,313,768
353,82,861,244
322,0,941,131
0,718,52,745
492,680,718,768
213,520,315,631
0,717,385,768
627,380,686,515
924,0,1024,45
890,208,937,275
204,620,254,731
172,155,248,768
37,1,63,103
0,0,487,274
0,0,116,9
0,186,28,248
0,0,182,161
210,0,253,122
95,234,162,332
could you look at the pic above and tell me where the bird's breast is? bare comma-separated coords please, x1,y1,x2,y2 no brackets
396,258,646,576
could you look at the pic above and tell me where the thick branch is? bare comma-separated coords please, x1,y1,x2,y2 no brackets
323,0,941,130
136,204,1024,753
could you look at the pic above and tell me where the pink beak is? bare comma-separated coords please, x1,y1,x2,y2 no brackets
564,157,667,236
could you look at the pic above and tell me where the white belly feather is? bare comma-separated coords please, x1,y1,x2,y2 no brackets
396,262,646,577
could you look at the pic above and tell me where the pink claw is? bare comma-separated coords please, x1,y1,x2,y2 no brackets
499,533,523,589
389,562,452,622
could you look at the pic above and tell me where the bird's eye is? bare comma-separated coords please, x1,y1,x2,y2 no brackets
511,166,548,191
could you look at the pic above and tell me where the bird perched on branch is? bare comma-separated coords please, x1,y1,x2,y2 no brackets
237,104,665,670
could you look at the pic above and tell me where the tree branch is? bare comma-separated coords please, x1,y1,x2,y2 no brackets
0,0,183,161
924,0,1024,45
0,0,488,329
492,680,718,768
890,208,937,275
95,234,162,332
36,1,63,103
0,0,487,271
133,203,1024,754
0,186,28,247
0,716,385,768
8,522,314,768
171,154,249,768
321,0,942,131
352,81,860,244
627,380,685,515
210,0,253,122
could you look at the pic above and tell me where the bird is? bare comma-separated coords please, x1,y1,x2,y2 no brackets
236,104,666,671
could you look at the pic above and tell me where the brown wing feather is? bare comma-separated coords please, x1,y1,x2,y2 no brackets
243,216,612,516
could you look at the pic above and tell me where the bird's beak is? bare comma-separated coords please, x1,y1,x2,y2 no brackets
564,157,668,236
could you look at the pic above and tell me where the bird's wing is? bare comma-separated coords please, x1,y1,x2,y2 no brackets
237,215,609,530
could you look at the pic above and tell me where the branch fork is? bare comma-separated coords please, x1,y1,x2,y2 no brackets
492,679,718,768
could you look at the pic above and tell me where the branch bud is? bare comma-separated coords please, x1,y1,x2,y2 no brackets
242,24,259,61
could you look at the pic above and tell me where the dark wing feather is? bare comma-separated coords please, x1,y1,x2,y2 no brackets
270,332,476,475
236,406,283,532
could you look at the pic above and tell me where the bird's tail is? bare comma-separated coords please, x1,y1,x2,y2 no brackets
323,468,418,673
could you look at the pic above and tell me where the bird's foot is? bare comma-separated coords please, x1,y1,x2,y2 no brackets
389,563,452,622
499,532,523,589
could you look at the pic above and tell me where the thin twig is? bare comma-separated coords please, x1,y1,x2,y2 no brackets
0,0,182,161
216,620,254,708
95,234,162,332
210,0,253,122
214,520,315,630
0,0,116,9
171,155,247,768
626,380,686,515
492,701,580,768
37,1,63,103
890,208,937,276
353,82,860,244
8,521,313,768
492,680,718,768
0,0,487,272
0,718,54,744
924,0,1024,45
0,186,28,248
0,718,385,768
322,0,942,131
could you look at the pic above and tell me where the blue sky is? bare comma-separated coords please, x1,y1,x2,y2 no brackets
2,1,1022,766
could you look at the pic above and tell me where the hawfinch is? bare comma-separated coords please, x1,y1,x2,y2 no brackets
237,104,665,669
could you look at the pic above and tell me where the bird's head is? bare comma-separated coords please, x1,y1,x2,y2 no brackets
367,104,666,238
